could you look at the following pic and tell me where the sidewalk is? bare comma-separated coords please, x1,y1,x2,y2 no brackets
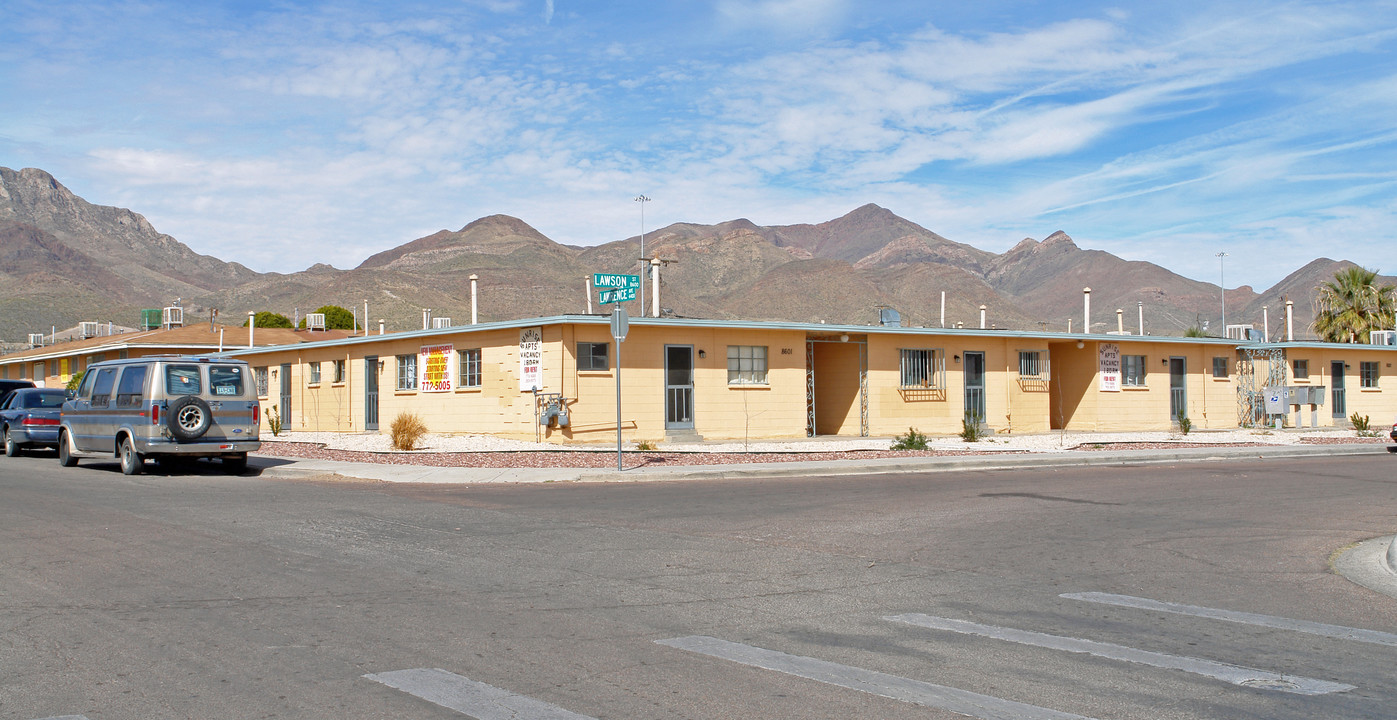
251,438,1391,485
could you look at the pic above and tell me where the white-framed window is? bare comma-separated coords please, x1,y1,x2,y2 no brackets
254,367,269,396
1212,357,1229,378
307,361,321,385
333,359,346,383
727,345,768,385
577,342,609,371
458,348,482,388
1018,350,1045,379
396,354,416,391
1292,359,1309,379
1123,355,1147,387
899,348,943,388
1360,361,1379,388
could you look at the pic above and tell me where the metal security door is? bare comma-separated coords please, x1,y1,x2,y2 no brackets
1331,361,1346,418
665,345,694,429
963,352,985,423
279,363,292,430
1170,357,1186,420
364,356,379,431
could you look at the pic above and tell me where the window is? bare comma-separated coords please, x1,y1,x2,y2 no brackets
307,361,322,385
165,365,202,395
34,362,44,381
209,366,245,396
396,354,416,391
1212,357,1229,378
727,345,768,385
1019,350,1044,379
577,342,609,371
900,349,940,388
1123,355,1147,387
1292,359,1309,379
333,359,346,383
90,368,117,408
1360,361,1379,388
254,367,269,396
115,366,148,408
459,349,482,388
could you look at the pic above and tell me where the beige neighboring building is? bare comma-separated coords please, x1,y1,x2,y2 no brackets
205,314,1393,443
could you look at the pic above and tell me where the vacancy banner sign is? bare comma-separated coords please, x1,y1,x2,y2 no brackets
519,327,543,391
420,344,455,392
1099,342,1121,392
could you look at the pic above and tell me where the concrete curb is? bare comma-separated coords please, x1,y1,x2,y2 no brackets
1333,535,1397,601
1390,536,1397,576
254,441,1391,485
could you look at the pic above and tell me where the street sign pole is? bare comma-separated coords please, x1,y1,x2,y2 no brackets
611,307,629,470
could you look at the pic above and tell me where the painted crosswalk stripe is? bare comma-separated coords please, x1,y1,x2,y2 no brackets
887,613,1352,695
1063,592,1397,647
365,668,597,720
657,635,1098,720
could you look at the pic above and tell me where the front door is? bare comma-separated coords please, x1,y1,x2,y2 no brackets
1170,357,1186,421
963,351,985,424
279,363,292,430
364,356,379,431
664,345,694,430
1331,361,1346,418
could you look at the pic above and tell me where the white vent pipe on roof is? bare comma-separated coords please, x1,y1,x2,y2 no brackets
651,258,662,318
422,308,430,330
470,274,479,324
1138,301,1144,336
979,305,987,329
1285,300,1293,342
248,311,255,347
940,291,946,328
379,319,385,335
585,276,592,314
1263,306,1270,342
1083,287,1091,333
1116,308,1124,333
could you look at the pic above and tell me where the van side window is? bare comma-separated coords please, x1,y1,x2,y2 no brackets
166,365,202,396
115,366,148,408
75,369,98,399
209,366,245,396
90,368,118,408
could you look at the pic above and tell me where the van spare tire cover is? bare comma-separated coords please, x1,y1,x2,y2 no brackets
168,396,213,441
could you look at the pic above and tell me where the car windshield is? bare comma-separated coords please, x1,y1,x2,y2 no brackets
22,391,66,409
165,365,202,396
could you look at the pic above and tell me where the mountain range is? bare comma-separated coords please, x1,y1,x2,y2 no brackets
1,165,1388,343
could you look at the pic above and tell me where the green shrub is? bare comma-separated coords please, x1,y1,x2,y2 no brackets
266,404,283,436
891,427,929,450
1350,412,1370,431
960,411,987,442
635,440,657,451
390,412,428,450
1176,410,1192,435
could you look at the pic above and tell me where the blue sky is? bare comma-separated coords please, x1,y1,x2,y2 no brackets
3,1,1396,290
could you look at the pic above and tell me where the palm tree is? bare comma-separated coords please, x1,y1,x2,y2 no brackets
1312,267,1396,343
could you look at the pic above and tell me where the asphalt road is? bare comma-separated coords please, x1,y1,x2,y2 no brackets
2,451,1395,719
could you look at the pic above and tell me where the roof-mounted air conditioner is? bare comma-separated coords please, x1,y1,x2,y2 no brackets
306,313,326,331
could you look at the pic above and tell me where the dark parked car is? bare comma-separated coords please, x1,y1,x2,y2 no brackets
0,379,37,409
1,387,66,455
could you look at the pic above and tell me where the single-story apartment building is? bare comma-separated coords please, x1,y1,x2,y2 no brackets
206,314,1396,442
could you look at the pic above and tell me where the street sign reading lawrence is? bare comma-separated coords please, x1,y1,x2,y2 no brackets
598,287,637,305
594,273,640,289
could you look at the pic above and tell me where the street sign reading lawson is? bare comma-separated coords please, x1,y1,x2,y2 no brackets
594,273,640,305
598,287,637,304
594,273,640,289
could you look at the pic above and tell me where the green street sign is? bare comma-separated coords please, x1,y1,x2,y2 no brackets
593,273,640,290
598,287,637,305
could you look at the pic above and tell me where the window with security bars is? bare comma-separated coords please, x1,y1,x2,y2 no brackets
459,348,482,388
254,367,269,396
1018,350,1044,378
333,359,346,383
1292,359,1309,379
577,342,609,371
1360,361,1379,388
900,349,943,388
1123,355,1147,386
307,362,321,385
1212,357,1229,378
396,354,416,391
727,345,768,385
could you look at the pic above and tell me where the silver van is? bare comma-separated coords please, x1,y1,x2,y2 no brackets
58,356,261,474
